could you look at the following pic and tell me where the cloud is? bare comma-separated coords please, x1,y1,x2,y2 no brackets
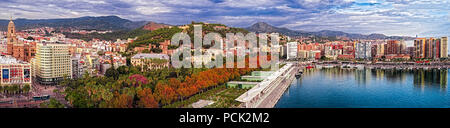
275,5,306,12
0,0,448,37
218,0,282,8
135,6,172,15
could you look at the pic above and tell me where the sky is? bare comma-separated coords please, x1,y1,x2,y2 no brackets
0,0,449,37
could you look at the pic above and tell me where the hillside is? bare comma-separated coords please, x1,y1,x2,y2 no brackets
0,16,147,31
246,22,414,40
127,22,250,51
246,22,310,37
142,21,172,31
64,27,151,41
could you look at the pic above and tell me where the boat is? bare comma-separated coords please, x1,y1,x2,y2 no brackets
323,65,334,68
341,64,351,69
356,65,365,70
295,72,302,79
306,65,314,69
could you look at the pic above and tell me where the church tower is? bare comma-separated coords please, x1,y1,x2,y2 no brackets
7,17,25,61
7,17,17,55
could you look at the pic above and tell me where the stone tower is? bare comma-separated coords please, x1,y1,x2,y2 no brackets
7,17,17,55
7,17,25,61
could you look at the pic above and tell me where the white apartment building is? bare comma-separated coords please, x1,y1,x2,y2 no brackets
32,42,72,85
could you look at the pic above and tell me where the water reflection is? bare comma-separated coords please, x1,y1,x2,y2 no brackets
413,69,448,91
276,68,450,108
310,68,448,91
379,69,407,83
354,69,370,87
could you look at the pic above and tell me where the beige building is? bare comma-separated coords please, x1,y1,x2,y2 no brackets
32,42,72,85
298,50,308,59
441,37,448,58
414,37,447,59
377,43,385,56
131,53,170,70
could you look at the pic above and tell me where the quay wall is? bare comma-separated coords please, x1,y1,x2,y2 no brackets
236,63,299,108
316,63,450,69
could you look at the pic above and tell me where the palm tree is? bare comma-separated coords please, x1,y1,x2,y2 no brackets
0,85,3,94
12,85,19,94
23,84,31,93
5,86,11,95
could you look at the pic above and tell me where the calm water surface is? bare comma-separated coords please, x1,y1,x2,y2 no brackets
275,68,450,108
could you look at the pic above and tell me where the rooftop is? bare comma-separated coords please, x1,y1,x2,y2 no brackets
227,81,260,85
131,53,169,60
0,55,27,64
191,100,214,108
236,63,293,103
241,76,268,79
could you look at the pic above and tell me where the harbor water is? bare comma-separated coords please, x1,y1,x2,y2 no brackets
275,68,450,108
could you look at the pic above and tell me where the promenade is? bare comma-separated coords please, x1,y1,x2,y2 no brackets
236,62,299,108
256,67,297,108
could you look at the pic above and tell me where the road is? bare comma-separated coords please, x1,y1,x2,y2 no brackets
0,82,69,108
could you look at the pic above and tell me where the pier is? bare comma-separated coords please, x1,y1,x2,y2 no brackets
236,63,300,108
315,61,450,70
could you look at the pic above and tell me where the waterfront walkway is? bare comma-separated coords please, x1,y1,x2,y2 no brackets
236,62,300,108
256,70,296,108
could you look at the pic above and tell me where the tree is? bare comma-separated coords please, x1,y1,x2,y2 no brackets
129,74,149,87
22,84,31,93
137,88,158,108
151,48,162,53
142,49,151,53
26,36,34,40
3,86,10,94
126,57,131,66
154,83,177,105
168,78,181,89
41,98,65,108
12,84,19,94
111,93,133,108
105,68,119,80
168,45,179,50
117,66,129,75
62,54,259,108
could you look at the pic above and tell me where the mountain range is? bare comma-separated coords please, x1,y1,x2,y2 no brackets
0,16,415,40
142,21,172,31
246,22,415,40
0,16,148,31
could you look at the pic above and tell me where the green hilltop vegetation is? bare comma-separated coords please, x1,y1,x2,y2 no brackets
63,27,151,41
188,22,250,37
63,21,251,52
127,22,250,51
128,27,183,51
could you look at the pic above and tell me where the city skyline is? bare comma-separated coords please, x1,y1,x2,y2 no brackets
0,0,449,37
0,5,450,109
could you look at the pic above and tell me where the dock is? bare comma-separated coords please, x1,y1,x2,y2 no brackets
315,61,450,70
236,63,299,108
